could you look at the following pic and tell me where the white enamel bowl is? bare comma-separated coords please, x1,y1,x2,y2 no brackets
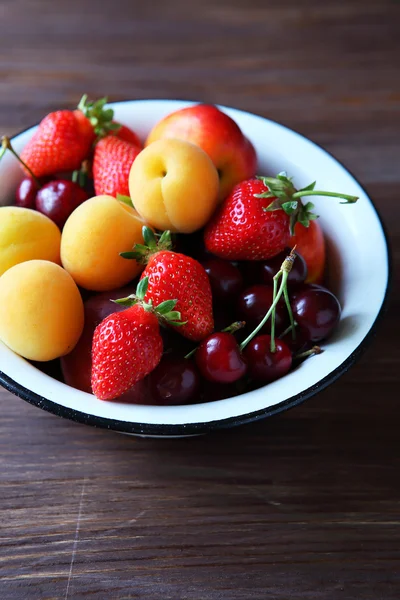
0,100,390,437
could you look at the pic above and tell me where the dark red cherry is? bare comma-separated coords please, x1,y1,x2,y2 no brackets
291,286,341,342
35,179,89,228
202,258,243,303
243,335,292,383
237,284,288,334
260,249,308,288
147,355,200,405
279,327,311,354
195,332,247,384
15,176,40,209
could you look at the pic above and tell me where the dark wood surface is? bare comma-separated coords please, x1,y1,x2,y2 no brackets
1,1,399,598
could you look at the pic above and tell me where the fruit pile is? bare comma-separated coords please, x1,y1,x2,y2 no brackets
0,97,358,406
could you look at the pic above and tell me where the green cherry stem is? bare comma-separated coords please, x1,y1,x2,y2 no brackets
279,321,298,339
270,271,281,353
294,346,322,361
283,283,296,341
0,136,42,188
292,189,358,204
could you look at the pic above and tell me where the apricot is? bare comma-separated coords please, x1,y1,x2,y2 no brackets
0,260,84,361
0,206,61,277
61,195,146,291
128,138,219,233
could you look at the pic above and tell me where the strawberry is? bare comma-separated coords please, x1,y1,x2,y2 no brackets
115,124,142,148
121,228,214,341
93,135,141,197
91,277,184,400
19,95,131,179
204,174,358,261
20,110,95,178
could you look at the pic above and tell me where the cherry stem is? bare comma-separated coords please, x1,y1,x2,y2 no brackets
184,347,197,359
270,272,281,353
294,346,322,360
0,136,42,188
283,284,296,341
279,321,298,339
292,189,358,204
221,321,246,334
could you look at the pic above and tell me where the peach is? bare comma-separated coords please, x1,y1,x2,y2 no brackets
145,104,257,201
0,260,84,361
128,138,219,234
0,206,61,277
61,195,146,291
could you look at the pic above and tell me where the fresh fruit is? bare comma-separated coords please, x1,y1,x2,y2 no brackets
115,124,142,147
243,335,292,383
61,195,146,291
259,249,308,288
202,258,243,304
91,277,183,400
147,354,200,405
93,135,141,197
290,220,326,284
61,284,136,393
128,138,219,233
0,206,61,277
20,110,94,178
122,228,214,341
204,174,358,261
195,332,247,384
0,260,84,361
35,180,89,228
145,104,257,201
15,176,40,209
204,179,290,260
237,284,288,334
91,303,163,400
291,285,341,342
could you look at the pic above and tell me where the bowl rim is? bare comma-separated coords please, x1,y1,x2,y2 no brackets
0,99,392,436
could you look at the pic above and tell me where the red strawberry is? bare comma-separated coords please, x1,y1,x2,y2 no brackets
204,174,359,261
93,135,141,197
20,110,95,178
115,124,142,148
91,276,184,400
121,228,214,342
91,303,162,400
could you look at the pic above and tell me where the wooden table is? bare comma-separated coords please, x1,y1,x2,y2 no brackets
1,1,399,598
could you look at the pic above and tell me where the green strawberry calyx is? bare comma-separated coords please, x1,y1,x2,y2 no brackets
77,94,121,140
120,226,173,264
114,276,186,328
255,172,358,235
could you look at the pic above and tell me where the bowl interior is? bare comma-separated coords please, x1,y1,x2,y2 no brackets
0,100,389,433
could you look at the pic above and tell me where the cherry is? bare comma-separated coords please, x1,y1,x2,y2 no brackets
260,249,308,288
195,332,247,383
279,327,311,354
243,335,292,383
35,179,89,228
202,258,243,303
15,176,40,209
291,285,341,342
237,284,288,334
147,354,200,405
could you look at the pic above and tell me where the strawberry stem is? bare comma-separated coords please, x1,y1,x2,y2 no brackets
0,136,42,188
292,190,358,204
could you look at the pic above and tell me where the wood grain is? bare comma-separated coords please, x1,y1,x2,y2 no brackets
0,0,399,598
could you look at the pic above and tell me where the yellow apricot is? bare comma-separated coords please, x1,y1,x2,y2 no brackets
0,260,84,361
0,206,61,277
61,195,146,291
129,138,219,233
